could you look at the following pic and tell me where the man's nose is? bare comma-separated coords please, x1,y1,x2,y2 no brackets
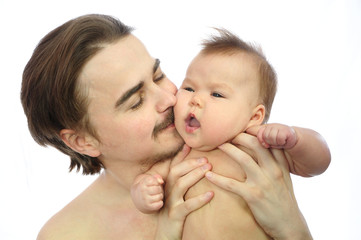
155,86,177,113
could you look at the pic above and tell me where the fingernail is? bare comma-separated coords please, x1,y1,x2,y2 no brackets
204,191,213,199
205,171,213,178
197,157,207,164
156,177,164,184
217,144,225,150
182,144,188,151
202,164,210,171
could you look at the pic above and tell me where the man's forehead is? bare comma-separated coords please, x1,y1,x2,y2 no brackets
90,34,149,65
79,34,152,84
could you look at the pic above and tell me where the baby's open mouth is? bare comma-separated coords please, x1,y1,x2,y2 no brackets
185,113,200,133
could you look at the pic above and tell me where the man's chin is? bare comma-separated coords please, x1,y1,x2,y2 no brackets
140,139,184,167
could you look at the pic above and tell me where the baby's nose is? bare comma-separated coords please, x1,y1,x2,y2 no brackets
190,95,202,108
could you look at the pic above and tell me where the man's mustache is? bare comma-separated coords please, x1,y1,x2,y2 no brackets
152,110,175,139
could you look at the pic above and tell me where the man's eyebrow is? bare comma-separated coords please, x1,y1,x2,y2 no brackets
114,59,159,108
115,81,144,108
153,58,160,73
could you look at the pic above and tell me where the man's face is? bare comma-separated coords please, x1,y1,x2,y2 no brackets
78,35,184,167
174,52,262,151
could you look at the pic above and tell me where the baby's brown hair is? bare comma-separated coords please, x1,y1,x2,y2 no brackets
201,28,277,123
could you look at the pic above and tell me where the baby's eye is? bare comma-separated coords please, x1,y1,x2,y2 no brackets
212,92,224,98
184,87,194,92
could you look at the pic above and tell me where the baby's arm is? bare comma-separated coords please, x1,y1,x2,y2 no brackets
130,160,171,214
247,124,331,177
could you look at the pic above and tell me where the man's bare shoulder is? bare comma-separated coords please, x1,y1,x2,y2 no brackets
37,195,96,240
36,176,108,240
36,173,157,240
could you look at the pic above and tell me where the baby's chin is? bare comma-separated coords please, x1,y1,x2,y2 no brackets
186,142,219,152
177,129,222,152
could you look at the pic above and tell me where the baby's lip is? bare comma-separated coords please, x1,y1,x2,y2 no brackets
185,113,200,133
185,113,194,121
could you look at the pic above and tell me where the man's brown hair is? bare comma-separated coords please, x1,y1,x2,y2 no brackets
201,28,277,123
21,14,133,174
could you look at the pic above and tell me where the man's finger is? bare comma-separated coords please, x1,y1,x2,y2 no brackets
231,133,283,178
170,144,191,167
218,143,263,180
205,171,250,200
166,163,211,202
171,191,214,220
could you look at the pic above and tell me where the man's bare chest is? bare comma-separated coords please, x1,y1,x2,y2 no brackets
95,207,158,239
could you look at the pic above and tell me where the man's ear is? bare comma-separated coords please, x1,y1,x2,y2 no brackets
60,129,101,157
246,104,265,129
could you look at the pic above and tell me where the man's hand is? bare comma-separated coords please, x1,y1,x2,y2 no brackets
156,144,214,240
206,133,313,240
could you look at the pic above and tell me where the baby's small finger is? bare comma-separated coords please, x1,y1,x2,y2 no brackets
149,201,164,211
146,185,164,195
154,174,164,184
149,193,164,202
144,175,160,186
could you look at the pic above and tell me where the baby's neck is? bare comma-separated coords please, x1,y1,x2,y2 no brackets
191,145,218,152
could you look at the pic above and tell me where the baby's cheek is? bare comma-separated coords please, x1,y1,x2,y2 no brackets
173,98,187,134
204,126,230,146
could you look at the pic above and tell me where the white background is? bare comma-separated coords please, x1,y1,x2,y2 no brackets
1,0,360,239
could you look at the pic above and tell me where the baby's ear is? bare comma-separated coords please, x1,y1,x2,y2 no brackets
60,129,101,157
247,104,265,129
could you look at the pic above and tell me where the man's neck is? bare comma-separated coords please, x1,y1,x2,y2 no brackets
100,160,152,192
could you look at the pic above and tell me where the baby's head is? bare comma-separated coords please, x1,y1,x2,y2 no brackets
174,28,277,151
199,28,277,123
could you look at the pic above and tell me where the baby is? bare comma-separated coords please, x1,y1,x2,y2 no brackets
131,29,330,239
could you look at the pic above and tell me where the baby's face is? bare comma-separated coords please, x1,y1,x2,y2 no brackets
174,52,263,151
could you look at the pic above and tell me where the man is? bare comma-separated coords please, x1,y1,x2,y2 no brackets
21,14,312,239
22,14,215,239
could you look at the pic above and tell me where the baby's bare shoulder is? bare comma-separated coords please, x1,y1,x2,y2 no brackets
188,149,246,181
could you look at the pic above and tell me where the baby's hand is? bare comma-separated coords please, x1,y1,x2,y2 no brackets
249,123,298,150
131,174,165,214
